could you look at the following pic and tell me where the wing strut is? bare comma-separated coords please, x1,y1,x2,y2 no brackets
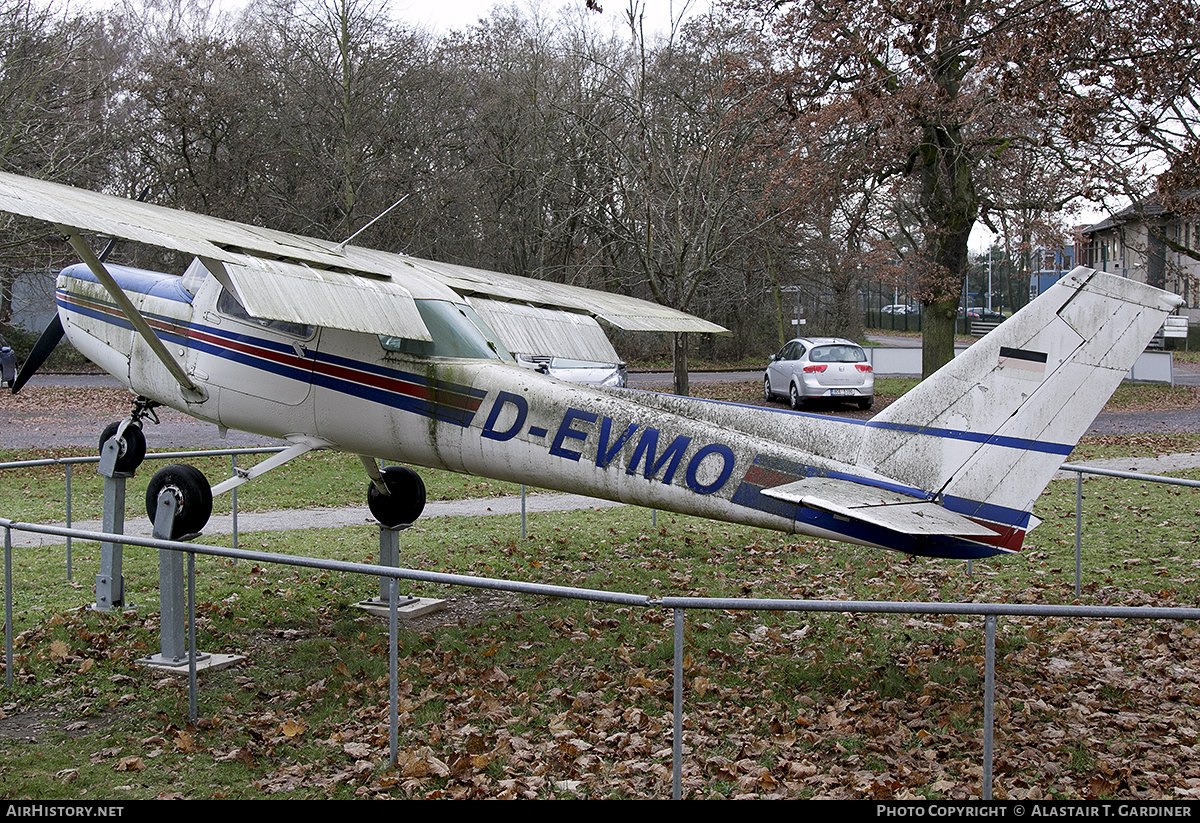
60,228,200,396
209,439,329,496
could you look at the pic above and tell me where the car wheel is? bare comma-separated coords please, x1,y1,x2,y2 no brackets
763,376,773,402
858,396,874,411
789,383,804,410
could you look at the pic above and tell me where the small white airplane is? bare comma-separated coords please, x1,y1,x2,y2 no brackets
0,171,1182,558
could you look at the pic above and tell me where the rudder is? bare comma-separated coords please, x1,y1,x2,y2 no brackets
856,267,1182,525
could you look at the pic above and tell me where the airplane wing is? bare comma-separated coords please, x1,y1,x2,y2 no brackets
0,172,727,355
760,476,1000,538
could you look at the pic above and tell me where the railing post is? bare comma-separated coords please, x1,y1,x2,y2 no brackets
673,607,684,800
983,614,996,800
231,454,239,551
389,576,399,766
64,463,72,580
4,525,12,688
1075,473,1084,598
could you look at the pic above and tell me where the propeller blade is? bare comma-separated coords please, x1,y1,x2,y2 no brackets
11,314,64,394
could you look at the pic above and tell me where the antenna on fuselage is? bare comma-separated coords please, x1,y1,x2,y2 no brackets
336,194,410,253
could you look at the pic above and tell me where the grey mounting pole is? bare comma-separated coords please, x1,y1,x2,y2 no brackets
94,436,130,612
144,491,209,668
355,523,445,620
376,524,417,607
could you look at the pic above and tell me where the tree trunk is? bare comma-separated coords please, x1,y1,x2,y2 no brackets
672,332,689,396
922,297,958,378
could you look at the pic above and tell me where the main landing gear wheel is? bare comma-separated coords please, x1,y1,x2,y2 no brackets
367,465,426,527
146,464,213,540
99,421,146,474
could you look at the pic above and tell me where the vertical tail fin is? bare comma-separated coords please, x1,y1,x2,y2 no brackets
858,267,1182,527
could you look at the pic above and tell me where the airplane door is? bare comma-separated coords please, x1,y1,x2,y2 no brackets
187,279,320,433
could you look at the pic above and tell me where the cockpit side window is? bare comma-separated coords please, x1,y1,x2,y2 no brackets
217,289,314,339
180,259,208,297
379,300,513,361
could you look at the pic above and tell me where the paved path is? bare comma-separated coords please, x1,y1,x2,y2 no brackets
4,492,625,548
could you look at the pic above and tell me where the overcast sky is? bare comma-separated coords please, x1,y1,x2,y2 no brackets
400,0,708,35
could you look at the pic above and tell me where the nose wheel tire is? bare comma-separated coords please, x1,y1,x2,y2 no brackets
146,464,213,540
99,421,146,474
367,465,427,527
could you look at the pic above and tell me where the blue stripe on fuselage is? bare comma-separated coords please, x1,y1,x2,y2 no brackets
671,394,1073,457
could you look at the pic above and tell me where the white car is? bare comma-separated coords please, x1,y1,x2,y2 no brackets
764,337,874,410
515,353,627,388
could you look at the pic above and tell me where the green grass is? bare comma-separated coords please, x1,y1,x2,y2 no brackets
0,450,523,524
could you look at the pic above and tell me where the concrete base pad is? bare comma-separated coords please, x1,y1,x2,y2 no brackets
354,597,447,620
138,653,245,674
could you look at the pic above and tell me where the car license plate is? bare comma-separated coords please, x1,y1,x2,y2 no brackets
830,389,853,396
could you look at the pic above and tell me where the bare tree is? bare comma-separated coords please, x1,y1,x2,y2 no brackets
0,0,124,326
735,0,1200,376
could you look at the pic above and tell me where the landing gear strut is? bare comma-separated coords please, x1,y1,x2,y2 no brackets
98,397,161,474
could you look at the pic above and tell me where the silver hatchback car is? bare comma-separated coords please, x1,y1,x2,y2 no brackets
764,337,874,410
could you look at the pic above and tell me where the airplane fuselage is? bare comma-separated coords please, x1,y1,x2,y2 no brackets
56,261,1021,559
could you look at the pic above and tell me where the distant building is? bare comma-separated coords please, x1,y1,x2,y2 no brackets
1078,193,1200,322
1,269,58,332
1029,246,1076,299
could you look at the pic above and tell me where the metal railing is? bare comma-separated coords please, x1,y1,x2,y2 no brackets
1059,462,1200,596
0,446,287,577
4,451,1200,797
4,516,1200,800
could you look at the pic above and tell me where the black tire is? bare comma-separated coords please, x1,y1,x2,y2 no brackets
789,383,804,410
146,464,213,539
763,376,773,402
367,465,427,527
858,396,874,411
99,421,147,473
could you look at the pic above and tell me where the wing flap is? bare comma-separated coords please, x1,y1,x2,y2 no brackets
409,259,729,334
468,298,621,362
761,477,999,537
213,256,433,340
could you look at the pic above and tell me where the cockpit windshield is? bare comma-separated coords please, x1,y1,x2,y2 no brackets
379,300,513,361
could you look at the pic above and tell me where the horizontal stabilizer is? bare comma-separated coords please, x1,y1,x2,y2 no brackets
761,477,999,537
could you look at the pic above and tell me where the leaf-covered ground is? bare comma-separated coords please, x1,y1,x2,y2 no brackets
2,378,1199,799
